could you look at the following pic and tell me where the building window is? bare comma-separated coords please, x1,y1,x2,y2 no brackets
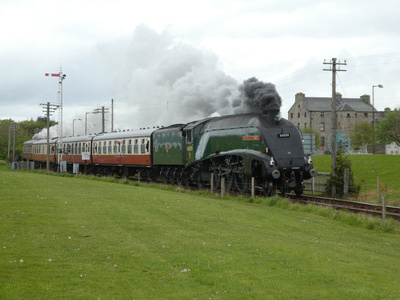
298,113,300,118
304,112,307,118
304,123,307,128
320,112,324,117
290,113,293,118
321,136,325,146
364,113,368,117
320,123,325,132
347,113,351,118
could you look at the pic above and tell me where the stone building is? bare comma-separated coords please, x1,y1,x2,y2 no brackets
288,92,385,153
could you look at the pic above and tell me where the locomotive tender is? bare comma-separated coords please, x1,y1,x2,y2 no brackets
23,112,317,196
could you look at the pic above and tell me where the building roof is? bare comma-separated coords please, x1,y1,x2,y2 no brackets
303,97,374,112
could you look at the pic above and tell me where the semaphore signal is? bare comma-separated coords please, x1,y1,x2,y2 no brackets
45,67,66,172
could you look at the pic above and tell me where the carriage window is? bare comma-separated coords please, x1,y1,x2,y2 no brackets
98,142,102,154
78,143,81,154
140,139,146,154
108,141,112,154
122,140,126,154
113,141,118,153
134,139,139,154
128,140,132,154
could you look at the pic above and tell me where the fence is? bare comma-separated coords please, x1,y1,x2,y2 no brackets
304,172,330,195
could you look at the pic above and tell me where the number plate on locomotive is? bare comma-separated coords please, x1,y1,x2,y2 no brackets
278,133,290,138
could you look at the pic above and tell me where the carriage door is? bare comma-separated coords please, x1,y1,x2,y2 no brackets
185,129,194,164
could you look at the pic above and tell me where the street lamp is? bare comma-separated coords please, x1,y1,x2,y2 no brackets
73,118,82,136
85,112,93,135
372,84,383,154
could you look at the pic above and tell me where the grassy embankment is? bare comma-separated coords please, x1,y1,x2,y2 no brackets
311,154,400,205
1,161,400,299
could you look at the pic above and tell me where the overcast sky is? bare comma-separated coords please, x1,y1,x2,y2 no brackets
1,0,399,137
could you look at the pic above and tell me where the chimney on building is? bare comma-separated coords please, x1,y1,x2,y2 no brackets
360,94,370,104
295,92,305,103
336,92,342,102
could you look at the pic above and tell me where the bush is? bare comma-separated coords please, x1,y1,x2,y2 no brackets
326,143,361,197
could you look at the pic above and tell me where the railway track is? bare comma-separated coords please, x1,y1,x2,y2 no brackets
121,176,400,221
290,195,400,221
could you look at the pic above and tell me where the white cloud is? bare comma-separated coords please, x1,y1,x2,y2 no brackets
1,0,400,134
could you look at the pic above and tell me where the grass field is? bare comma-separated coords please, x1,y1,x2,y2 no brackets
312,154,400,205
1,163,400,299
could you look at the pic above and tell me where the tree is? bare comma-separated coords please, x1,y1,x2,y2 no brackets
325,143,360,197
351,121,373,150
301,128,321,150
0,118,53,160
375,109,400,146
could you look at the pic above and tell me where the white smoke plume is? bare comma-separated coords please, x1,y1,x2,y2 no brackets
33,25,283,140
101,25,282,128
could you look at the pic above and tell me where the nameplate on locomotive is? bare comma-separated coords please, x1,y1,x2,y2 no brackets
278,133,290,138
242,136,260,141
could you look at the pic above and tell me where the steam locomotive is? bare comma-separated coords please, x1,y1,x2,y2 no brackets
23,112,317,196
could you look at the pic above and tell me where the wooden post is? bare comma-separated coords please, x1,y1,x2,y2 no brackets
343,168,349,196
210,172,214,193
382,195,386,220
377,177,381,203
221,177,225,197
251,177,255,198
138,171,140,183
312,176,315,196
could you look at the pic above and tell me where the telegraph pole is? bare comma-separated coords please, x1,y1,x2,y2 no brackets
7,119,11,160
323,58,347,198
93,106,109,133
40,102,58,171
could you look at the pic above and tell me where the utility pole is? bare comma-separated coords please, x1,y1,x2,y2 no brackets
11,122,19,168
323,58,347,198
93,106,109,133
40,102,58,171
7,119,11,160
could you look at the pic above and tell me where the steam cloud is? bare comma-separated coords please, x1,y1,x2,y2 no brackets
34,25,282,140
103,25,282,128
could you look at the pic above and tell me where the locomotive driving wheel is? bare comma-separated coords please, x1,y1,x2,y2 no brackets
235,172,249,193
212,170,221,191
279,180,288,198
262,181,275,197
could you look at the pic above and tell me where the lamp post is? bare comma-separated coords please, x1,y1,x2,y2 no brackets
85,112,92,135
73,118,82,136
372,84,383,154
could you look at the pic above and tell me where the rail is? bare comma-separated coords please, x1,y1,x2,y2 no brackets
290,194,400,221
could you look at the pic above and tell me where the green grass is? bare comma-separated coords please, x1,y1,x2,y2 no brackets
312,154,400,205
1,165,400,299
